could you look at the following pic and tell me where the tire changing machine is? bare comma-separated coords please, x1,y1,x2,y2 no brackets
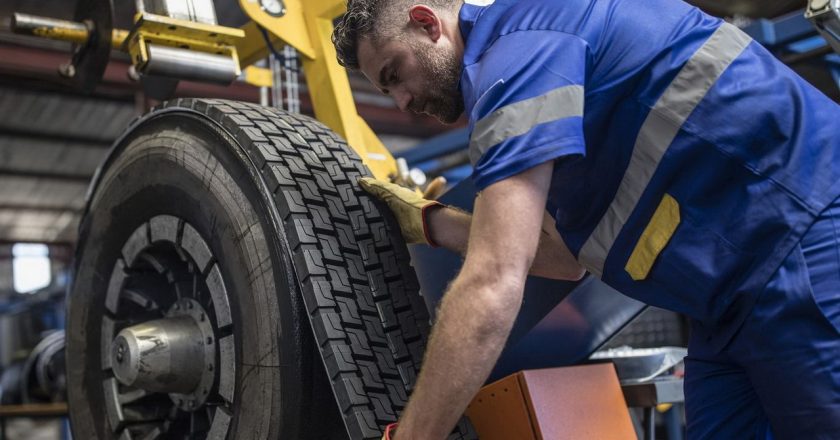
8,0,692,438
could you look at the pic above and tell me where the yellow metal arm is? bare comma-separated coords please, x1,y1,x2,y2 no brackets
12,13,128,48
309,0,349,21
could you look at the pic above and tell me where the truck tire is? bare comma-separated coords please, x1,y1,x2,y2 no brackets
66,99,475,439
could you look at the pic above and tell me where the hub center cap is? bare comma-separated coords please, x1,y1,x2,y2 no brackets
111,298,216,411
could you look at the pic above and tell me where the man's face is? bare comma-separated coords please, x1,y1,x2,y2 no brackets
358,35,464,124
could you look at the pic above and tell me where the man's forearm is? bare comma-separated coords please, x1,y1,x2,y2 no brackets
394,272,523,439
427,206,585,280
394,161,555,439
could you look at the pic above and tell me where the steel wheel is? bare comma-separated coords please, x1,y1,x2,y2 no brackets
66,99,475,439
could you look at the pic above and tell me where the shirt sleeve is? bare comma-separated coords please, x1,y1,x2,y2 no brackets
466,30,589,190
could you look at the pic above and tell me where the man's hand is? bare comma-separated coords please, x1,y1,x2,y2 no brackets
362,175,584,280
423,176,448,200
359,177,444,245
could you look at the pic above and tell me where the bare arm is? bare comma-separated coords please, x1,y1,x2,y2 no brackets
393,161,557,439
427,202,585,281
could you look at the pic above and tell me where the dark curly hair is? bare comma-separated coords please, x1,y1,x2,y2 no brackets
332,0,457,70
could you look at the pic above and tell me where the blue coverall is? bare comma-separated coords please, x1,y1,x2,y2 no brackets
458,0,840,437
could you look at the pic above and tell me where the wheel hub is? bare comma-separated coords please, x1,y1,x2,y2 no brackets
99,215,235,439
111,298,216,411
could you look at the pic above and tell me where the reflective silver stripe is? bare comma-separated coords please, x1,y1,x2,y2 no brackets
578,23,752,277
469,85,584,165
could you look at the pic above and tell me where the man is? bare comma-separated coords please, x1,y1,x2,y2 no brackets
332,0,840,438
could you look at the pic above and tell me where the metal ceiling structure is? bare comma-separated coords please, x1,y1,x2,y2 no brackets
0,87,133,243
0,0,820,245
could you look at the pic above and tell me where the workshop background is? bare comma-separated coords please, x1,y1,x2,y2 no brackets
0,0,835,439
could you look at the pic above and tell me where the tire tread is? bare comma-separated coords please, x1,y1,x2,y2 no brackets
158,99,473,439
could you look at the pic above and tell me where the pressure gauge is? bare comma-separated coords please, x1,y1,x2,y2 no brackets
260,0,286,17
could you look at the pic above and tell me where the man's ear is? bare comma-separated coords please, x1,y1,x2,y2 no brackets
408,5,441,42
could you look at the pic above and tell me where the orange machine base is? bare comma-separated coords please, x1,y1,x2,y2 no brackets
465,363,635,440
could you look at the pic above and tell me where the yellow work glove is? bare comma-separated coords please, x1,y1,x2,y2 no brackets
359,177,444,246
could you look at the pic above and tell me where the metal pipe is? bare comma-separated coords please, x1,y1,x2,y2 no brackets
143,44,239,84
11,13,128,49
643,407,656,440
270,52,283,107
257,58,270,106
780,45,833,64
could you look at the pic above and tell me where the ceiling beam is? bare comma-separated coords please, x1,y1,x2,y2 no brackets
0,240,77,247
0,168,92,183
0,125,114,147
0,204,82,213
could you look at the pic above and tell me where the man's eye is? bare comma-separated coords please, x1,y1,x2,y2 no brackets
390,73,399,84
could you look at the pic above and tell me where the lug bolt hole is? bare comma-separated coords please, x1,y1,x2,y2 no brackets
115,343,126,362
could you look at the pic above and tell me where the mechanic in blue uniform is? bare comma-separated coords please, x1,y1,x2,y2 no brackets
332,0,840,438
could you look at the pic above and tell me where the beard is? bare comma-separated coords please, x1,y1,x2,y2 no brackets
409,40,464,124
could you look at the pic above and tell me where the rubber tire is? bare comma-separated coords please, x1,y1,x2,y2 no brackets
66,99,475,439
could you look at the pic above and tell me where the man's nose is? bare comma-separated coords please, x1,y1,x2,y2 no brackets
392,89,412,112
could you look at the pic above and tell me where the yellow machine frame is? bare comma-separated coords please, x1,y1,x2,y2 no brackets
11,0,400,180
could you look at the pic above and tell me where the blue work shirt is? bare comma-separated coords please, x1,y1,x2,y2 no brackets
459,0,840,349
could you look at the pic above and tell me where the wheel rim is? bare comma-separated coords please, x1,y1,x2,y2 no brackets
100,215,235,439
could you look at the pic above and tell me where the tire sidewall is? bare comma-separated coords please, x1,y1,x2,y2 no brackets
67,115,310,439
